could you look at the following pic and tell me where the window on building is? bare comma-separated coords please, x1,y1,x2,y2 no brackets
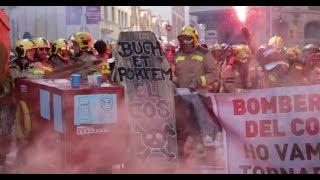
118,10,121,24
111,7,115,22
104,7,108,21
121,11,124,27
125,13,128,27
305,21,320,40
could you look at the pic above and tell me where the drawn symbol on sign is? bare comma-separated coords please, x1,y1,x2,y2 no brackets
137,123,176,161
77,97,91,121
100,95,113,111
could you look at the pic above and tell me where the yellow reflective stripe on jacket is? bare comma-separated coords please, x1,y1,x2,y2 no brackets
268,74,277,83
43,66,53,72
200,75,206,87
100,62,111,74
176,56,185,62
32,69,45,75
192,54,204,61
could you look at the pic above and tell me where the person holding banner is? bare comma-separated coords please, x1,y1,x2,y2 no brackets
220,44,260,93
255,44,293,88
285,47,308,86
241,26,297,88
303,44,320,85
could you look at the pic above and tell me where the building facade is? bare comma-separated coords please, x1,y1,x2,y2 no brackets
2,6,189,47
100,6,131,42
189,6,320,47
3,6,132,48
168,6,186,41
129,6,171,41
3,6,68,48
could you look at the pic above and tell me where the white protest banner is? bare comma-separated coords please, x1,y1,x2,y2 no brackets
210,85,320,174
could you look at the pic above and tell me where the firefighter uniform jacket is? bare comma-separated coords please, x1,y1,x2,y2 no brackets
260,72,295,88
260,67,308,89
220,59,261,93
305,65,320,85
174,46,220,91
9,58,49,81
287,62,309,86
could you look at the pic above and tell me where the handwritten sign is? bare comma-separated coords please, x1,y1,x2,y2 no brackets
74,94,117,125
114,31,178,170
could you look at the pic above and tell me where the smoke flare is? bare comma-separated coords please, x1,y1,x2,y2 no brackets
234,6,248,23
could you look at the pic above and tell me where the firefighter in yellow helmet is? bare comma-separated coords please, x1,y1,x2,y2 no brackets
48,38,74,70
174,25,222,167
268,35,285,51
70,32,97,63
174,25,220,92
220,44,260,93
67,32,101,78
256,43,294,88
303,44,320,84
9,39,47,80
210,43,224,63
32,37,54,72
285,47,308,86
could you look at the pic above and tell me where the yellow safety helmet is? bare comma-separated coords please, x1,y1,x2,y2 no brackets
233,44,252,63
32,37,51,49
268,35,284,50
178,25,199,47
15,39,38,57
71,32,93,51
52,39,68,55
286,47,303,62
